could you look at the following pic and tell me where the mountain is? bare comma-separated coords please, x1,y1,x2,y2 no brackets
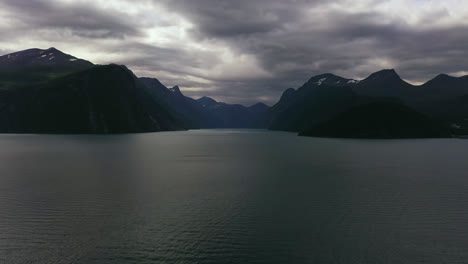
0,47,271,133
196,97,269,128
264,68,468,137
0,48,185,133
299,101,451,139
410,74,468,122
350,69,468,125
0,64,184,133
259,73,362,130
197,96,218,108
352,69,415,98
248,102,270,115
138,80,270,129
138,79,217,129
0,47,93,70
261,82,368,132
0,47,94,89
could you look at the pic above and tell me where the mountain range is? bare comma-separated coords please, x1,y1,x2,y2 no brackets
0,48,268,133
0,47,467,138
264,69,468,138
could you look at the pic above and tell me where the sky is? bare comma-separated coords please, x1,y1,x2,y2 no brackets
1,0,468,105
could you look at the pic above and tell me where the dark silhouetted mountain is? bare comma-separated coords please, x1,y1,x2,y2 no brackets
138,81,271,129
262,84,367,132
0,64,184,133
0,47,93,70
0,47,271,133
196,97,269,128
299,101,450,138
248,102,269,114
138,79,218,128
0,48,94,89
350,69,468,125
410,74,468,122
137,80,271,129
259,73,360,129
352,69,415,98
197,96,218,108
263,69,465,137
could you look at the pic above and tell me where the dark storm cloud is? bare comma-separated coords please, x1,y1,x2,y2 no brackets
160,0,325,37
1,0,142,39
110,42,227,82
158,0,468,103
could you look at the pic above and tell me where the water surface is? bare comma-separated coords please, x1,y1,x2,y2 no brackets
1,130,467,263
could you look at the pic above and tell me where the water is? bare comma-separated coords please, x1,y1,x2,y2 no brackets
0,130,467,264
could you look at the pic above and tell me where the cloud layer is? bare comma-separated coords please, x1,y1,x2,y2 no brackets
1,0,468,104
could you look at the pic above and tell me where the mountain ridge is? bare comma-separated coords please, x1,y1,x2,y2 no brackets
265,68,468,137
0,48,269,133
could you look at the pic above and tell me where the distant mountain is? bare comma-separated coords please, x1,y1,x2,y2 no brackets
299,101,450,139
138,78,217,129
248,102,270,115
196,97,269,128
197,96,218,108
138,80,270,129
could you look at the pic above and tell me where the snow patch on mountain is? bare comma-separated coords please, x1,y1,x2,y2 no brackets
316,78,327,85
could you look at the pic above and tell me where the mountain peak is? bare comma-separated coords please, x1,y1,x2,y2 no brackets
170,85,181,92
353,69,414,98
423,73,466,89
197,96,218,107
307,73,342,82
280,88,296,101
432,73,455,81
365,69,401,81
46,47,60,53
302,73,352,88
0,47,93,70
250,102,269,108
169,86,184,97
248,102,270,113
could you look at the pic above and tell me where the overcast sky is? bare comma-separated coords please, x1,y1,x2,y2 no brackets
1,0,468,105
